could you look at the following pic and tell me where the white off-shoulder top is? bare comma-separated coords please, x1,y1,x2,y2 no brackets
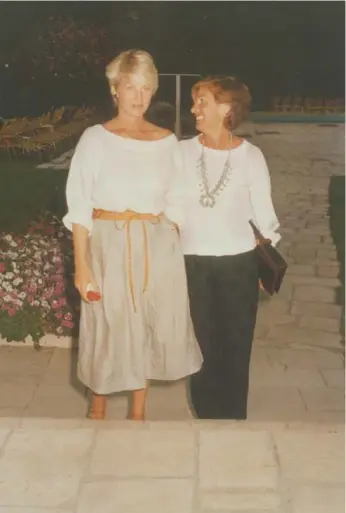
63,124,184,233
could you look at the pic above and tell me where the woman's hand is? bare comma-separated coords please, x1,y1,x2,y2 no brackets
72,224,99,303
74,264,99,303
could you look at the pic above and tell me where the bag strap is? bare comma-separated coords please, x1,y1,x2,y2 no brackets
249,220,271,245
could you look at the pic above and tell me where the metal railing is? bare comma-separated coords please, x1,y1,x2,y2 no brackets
158,73,201,139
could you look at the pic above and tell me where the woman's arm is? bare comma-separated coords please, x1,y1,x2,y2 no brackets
248,147,281,246
63,127,101,301
72,224,98,302
164,139,186,228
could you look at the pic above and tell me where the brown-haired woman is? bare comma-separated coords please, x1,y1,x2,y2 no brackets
179,76,281,419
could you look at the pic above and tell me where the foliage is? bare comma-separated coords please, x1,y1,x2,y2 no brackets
1,16,109,80
329,176,345,305
0,212,80,348
0,165,68,233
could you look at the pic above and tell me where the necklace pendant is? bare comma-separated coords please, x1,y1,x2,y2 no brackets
197,137,232,208
200,195,209,208
200,194,216,208
208,196,216,208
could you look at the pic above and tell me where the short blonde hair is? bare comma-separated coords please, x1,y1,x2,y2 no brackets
105,49,158,96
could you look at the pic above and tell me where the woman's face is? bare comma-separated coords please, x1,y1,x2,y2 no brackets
191,86,230,134
116,73,154,118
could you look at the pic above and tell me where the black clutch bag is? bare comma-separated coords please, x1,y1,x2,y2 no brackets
249,220,288,296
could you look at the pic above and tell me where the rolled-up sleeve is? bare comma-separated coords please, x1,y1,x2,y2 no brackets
249,147,281,246
62,128,101,233
164,140,186,227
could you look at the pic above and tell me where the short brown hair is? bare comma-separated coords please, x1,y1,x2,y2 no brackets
192,76,252,130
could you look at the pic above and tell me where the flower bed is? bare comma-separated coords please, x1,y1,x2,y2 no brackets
0,213,79,349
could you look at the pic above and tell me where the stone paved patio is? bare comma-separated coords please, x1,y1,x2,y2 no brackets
1,123,344,512
0,344,344,424
0,343,344,513
0,419,344,513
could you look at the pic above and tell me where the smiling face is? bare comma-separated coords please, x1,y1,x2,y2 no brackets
191,86,230,134
116,73,153,118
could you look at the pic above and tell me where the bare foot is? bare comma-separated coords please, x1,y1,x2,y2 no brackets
129,386,148,421
88,394,106,420
129,414,145,421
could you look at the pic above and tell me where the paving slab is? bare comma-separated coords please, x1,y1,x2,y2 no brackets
300,388,345,412
199,430,278,489
287,484,345,513
274,430,345,483
199,489,282,511
320,369,345,388
0,428,94,508
76,479,194,513
0,345,344,424
0,420,343,513
89,428,195,477
0,509,74,513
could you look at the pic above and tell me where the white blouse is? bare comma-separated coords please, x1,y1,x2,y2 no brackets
178,136,281,256
63,124,185,233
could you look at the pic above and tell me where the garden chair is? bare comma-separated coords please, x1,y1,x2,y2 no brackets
279,96,292,112
304,97,324,113
331,98,345,113
271,96,281,112
291,97,304,112
309,98,324,113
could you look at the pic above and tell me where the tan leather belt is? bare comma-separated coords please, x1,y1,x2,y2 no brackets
92,209,163,312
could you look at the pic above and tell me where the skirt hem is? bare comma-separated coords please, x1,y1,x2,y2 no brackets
79,363,202,395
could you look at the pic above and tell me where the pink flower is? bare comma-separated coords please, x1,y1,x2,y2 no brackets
50,274,64,283
0,263,5,273
43,289,54,299
8,308,16,317
64,312,72,321
52,300,60,309
59,297,67,306
62,320,74,329
55,312,63,319
55,285,64,295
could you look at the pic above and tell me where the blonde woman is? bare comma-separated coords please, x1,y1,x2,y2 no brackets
63,49,202,420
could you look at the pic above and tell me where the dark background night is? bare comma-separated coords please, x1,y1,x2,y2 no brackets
0,1,344,119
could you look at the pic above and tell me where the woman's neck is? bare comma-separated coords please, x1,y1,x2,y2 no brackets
112,112,146,131
200,129,232,150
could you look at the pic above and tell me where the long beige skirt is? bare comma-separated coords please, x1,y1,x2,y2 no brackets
78,215,203,394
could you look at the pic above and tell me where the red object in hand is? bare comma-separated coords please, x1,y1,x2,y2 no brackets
86,290,101,302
